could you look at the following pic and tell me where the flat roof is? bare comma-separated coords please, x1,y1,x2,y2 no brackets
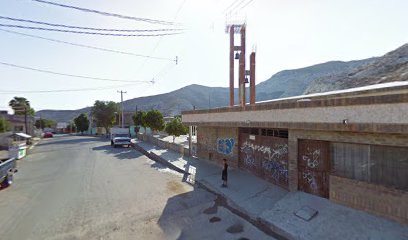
182,81,408,115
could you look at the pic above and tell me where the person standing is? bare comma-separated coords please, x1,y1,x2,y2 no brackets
222,158,228,187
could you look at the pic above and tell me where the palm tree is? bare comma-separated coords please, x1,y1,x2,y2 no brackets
9,97,30,115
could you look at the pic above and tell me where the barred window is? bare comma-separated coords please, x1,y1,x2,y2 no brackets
331,143,408,191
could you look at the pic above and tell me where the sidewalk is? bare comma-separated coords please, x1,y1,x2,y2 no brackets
133,139,408,240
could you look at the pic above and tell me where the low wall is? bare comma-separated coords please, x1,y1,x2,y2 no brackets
136,133,190,156
330,175,408,224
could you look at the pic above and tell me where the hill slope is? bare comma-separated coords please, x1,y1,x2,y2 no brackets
36,43,407,122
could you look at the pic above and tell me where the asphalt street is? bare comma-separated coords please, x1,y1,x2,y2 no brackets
0,135,274,240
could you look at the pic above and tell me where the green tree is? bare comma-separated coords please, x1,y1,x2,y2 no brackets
35,118,56,129
144,110,164,133
0,116,10,133
9,96,35,116
132,111,147,133
165,117,188,142
74,113,89,134
91,100,118,134
67,122,77,133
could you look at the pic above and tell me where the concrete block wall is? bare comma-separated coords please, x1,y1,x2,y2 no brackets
330,175,408,224
136,133,189,156
196,126,239,167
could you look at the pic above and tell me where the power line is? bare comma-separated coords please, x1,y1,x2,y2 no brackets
223,0,242,13
0,24,183,37
227,0,247,14
32,0,178,26
0,83,143,94
238,0,254,11
0,61,153,83
136,0,186,72
0,29,176,62
0,16,183,32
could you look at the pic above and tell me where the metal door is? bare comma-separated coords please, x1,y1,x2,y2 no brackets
298,140,330,198
239,132,289,188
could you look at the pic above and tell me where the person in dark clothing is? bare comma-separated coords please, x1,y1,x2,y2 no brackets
222,158,228,187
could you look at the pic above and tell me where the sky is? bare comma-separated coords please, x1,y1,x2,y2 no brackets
0,0,407,112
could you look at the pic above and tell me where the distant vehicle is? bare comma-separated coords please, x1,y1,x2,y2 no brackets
0,158,17,189
110,127,131,148
43,132,53,138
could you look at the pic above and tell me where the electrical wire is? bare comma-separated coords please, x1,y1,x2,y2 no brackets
223,0,242,13
0,29,176,62
0,16,183,32
32,0,178,26
0,24,183,37
227,0,247,14
136,0,186,72
0,83,144,94
238,0,254,11
0,61,153,83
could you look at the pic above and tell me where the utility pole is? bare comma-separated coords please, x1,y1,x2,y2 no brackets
24,106,28,134
117,90,127,128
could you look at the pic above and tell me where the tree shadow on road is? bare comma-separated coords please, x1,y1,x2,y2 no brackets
91,145,144,160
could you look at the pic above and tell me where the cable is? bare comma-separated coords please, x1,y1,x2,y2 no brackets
136,0,186,72
0,24,183,37
0,83,145,94
32,0,178,26
238,0,254,11
0,16,183,32
0,61,153,83
223,0,242,13
0,29,176,62
227,0,247,14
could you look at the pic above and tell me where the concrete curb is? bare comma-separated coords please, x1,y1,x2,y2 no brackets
131,141,289,240
131,143,187,174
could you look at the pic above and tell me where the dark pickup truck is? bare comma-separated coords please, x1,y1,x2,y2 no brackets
0,158,17,189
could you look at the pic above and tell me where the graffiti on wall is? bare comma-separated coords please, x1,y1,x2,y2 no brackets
302,171,318,193
302,147,321,169
300,147,321,193
217,138,235,155
241,144,256,167
240,141,289,182
262,144,289,183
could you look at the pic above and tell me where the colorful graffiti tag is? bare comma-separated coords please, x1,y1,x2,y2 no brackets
217,138,235,155
240,141,289,183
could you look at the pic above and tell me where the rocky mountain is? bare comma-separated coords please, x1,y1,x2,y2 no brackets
304,43,408,93
37,43,407,122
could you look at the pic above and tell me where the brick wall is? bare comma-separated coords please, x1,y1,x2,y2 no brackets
330,175,408,224
196,126,239,167
289,130,408,223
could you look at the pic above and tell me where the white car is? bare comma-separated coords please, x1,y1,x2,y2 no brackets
111,133,131,148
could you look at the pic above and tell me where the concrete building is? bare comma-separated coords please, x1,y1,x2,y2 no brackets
0,111,35,136
182,82,408,224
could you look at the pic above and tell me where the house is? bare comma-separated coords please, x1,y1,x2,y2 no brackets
182,81,408,224
0,111,35,136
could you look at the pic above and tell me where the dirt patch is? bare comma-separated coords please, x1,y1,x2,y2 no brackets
166,180,186,194
209,216,221,223
226,223,244,234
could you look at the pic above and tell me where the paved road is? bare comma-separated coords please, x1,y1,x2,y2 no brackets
0,135,274,240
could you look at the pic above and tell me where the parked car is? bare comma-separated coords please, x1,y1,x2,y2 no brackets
0,158,17,189
43,132,53,138
110,127,131,148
